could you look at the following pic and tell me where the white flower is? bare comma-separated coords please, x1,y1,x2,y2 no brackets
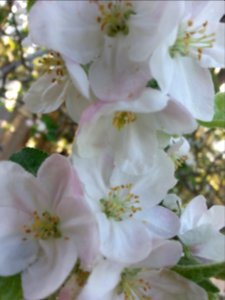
23,53,90,123
150,1,225,121
72,151,179,264
77,243,207,300
27,1,182,101
76,89,197,174
0,154,99,300
179,195,225,262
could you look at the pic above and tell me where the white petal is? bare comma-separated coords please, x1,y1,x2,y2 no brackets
137,206,180,239
89,37,149,101
22,239,78,300
179,225,225,262
150,29,177,92
98,214,152,264
136,240,182,269
179,195,207,234
169,57,215,121
65,60,90,99
29,1,102,64
58,196,99,269
77,259,122,300
23,73,67,114
0,207,38,276
153,100,198,135
72,153,113,201
198,205,225,230
0,161,48,213
65,83,90,123
145,269,208,300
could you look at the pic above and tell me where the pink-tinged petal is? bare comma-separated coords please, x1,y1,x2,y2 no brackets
65,60,90,99
109,88,169,113
23,73,67,114
22,238,78,300
29,1,101,64
179,225,225,262
37,154,83,210
77,260,122,300
0,207,38,276
57,196,99,269
169,57,215,121
198,205,225,230
137,206,180,239
145,269,208,300
89,37,149,102
98,214,152,264
154,100,198,135
136,240,182,269
0,161,48,213
179,195,207,234
65,83,90,123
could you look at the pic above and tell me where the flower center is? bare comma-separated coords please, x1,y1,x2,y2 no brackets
170,19,216,60
23,210,62,240
38,51,66,84
100,184,141,221
113,111,137,130
117,268,152,299
96,1,134,37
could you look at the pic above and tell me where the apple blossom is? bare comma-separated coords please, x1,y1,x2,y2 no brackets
23,52,90,123
179,195,225,262
27,1,183,102
150,1,225,121
76,89,197,174
0,154,99,300
72,151,179,264
77,242,207,300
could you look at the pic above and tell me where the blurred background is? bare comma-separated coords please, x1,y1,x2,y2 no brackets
0,0,224,298
0,0,224,205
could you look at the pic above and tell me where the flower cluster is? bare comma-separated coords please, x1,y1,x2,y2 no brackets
0,1,224,300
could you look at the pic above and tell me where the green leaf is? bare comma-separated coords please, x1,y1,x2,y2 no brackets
198,279,220,294
27,0,36,11
207,292,219,300
9,147,48,175
199,92,225,128
172,261,225,283
0,275,23,300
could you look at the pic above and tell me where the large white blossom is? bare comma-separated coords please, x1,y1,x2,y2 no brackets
0,155,99,300
27,1,183,101
77,244,207,300
179,195,225,262
150,1,225,121
72,151,179,264
76,89,197,174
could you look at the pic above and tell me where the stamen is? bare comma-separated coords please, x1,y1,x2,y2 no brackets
100,184,141,221
95,1,134,37
170,19,216,60
117,268,152,299
38,51,66,84
23,210,62,240
113,111,137,130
